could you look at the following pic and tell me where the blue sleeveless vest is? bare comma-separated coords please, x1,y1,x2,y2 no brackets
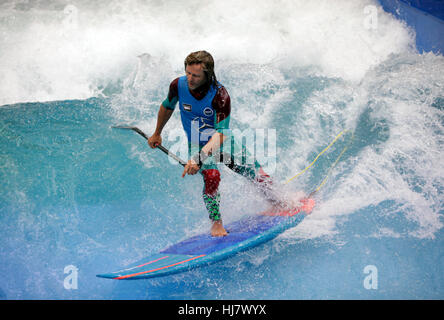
177,75,219,146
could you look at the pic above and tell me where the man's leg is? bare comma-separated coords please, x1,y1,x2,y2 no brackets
215,135,281,206
224,158,281,206
189,142,228,236
201,168,228,236
202,168,221,221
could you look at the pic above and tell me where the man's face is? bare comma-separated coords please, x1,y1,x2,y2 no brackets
185,63,207,90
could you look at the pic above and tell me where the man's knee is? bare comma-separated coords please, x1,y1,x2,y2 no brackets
202,169,221,196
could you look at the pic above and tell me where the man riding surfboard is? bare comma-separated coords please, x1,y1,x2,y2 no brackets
148,51,276,237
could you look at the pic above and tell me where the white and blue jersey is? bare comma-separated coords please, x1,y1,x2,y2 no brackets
177,76,220,146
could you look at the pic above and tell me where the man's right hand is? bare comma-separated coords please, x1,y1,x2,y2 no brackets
148,134,162,148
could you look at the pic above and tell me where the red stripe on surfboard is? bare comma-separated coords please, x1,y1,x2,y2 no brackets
114,254,206,279
135,255,169,268
261,207,301,217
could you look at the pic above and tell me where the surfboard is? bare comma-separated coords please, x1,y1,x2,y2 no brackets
96,198,315,280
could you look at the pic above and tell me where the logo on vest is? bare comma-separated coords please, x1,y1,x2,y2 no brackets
183,103,192,112
203,107,214,117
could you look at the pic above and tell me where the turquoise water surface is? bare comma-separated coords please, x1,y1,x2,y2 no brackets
0,0,443,299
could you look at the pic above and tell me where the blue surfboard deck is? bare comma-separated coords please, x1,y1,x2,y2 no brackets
97,199,314,280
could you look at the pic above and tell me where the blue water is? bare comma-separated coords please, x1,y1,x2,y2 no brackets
1,0,443,300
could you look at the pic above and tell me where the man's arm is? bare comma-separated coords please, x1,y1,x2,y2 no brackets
182,132,227,177
199,85,230,158
149,78,179,148
200,132,227,159
148,104,174,148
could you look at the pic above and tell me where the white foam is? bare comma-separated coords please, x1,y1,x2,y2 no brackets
281,52,444,240
3,0,441,241
1,0,413,105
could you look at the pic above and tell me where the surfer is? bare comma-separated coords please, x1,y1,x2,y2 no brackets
148,51,275,237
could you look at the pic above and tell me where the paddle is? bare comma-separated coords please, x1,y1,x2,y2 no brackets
111,125,187,167
111,125,292,208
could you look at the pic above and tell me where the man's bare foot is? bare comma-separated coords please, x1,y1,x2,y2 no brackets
211,220,228,237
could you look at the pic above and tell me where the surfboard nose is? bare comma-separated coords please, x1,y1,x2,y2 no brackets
300,198,315,214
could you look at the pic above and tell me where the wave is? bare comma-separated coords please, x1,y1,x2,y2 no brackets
1,0,413,105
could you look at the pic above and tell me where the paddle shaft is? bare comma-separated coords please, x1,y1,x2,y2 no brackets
111,126,187,167
112,126,299,208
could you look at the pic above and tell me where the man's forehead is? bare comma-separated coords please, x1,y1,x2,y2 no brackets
186,63,204,74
